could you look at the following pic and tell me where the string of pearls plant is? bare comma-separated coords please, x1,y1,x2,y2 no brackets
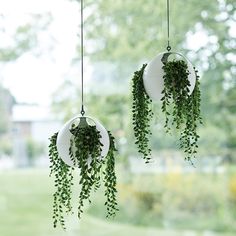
131,53,202,164
49,117,118,229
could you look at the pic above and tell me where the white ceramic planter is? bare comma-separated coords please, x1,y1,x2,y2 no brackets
143,51,196,101
56,115,110,167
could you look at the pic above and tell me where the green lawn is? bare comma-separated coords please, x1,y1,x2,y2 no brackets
0,169,235,236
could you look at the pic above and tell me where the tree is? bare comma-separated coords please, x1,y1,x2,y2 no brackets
0,13,52,62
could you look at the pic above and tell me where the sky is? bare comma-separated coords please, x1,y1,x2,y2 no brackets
0,0,81,106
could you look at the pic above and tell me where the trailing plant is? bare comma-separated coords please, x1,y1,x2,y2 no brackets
161,60,202,163
49,122,118,229
70,123,103,218
179,68,202,163
132,64,154,163
131,59,202,164
49,132,74,229
104,131,119,217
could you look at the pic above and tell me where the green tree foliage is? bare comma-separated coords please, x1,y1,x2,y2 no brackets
26,138,45,165
0,14,52,62
83,0,223,61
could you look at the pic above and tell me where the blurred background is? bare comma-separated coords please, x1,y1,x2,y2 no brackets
0,0,236,235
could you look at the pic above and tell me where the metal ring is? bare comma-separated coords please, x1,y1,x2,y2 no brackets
80,105,85,116
166,46,171,51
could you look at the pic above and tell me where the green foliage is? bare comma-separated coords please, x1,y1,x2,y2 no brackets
49,133,74,230
161,60,191,131
0,137,13,156
49,122,118,229
1,169,236,235
131,64,153,163
161,60,202,163
104,131,119,217
84,0,201,62
131,60,202,163
26,138,45,161
70,124,103,218
0,14,52,62
87,172,236,232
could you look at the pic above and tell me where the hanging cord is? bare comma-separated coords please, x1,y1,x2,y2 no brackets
166,0,171,51
80,0,85,116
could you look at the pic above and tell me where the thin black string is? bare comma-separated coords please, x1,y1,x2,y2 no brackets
80,0,85,116
166,0,171,51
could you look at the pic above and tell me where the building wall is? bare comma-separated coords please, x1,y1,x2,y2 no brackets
31,120,61,144
13,121,31,138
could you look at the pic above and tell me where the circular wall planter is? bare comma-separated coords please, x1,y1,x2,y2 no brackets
56,115,110,167
143,51,196,101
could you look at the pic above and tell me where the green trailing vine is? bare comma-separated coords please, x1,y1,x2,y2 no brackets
70,124,103,218
179,68,202,163
49,121,118,229
132,64,154,163
104,131,119,218
161,60,191,131
161,60,202,163
49,132,74,229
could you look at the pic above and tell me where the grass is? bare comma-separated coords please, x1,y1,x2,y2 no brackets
0,168,235,236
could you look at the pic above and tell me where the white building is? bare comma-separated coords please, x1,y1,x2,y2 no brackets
12,104,61,167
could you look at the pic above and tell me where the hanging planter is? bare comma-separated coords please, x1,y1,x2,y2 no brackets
56,116,110,167
49,116,118,229
49,0,118,229
143,52,196,101
131,0,202,164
